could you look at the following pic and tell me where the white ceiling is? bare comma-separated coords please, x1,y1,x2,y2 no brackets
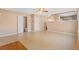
4,8,78,16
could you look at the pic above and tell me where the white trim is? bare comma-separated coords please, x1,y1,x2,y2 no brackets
0,33,17,37
47,30,77,36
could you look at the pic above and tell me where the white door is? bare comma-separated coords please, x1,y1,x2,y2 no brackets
18,16,23,33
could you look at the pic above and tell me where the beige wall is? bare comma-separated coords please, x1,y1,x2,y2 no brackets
41,14,77,34
0,9,29,35
77,9,79,41
0,15,17,35
47,21,78,34
77,9,79,33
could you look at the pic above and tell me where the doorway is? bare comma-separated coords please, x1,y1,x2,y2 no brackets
23,16,27,32
17,16,27,33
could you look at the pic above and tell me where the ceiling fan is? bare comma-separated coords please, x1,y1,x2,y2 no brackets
33,8,48,14
38,8,48,12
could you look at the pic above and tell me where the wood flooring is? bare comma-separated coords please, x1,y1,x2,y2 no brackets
0,31,78,50
0,41,27,50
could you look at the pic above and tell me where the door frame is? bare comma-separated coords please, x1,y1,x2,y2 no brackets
17,16,24,33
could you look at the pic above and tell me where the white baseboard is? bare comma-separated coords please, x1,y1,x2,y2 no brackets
0,33,17,37
47,30,77,36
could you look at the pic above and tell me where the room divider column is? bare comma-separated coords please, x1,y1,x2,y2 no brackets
33,14,42,32
27,15,32,32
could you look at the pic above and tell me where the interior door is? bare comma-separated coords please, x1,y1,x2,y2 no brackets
18,16,23,33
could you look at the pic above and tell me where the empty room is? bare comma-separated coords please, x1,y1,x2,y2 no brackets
0,8,78,50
